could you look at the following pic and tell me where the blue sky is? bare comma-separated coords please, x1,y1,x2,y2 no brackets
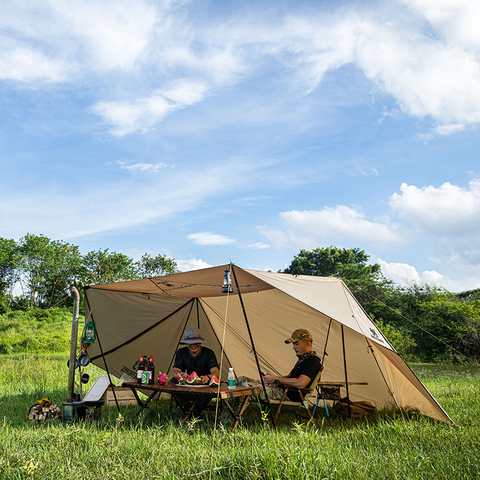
2,0,480,292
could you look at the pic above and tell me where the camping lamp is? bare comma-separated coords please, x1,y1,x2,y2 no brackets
82,320,97,345
222,269,233,293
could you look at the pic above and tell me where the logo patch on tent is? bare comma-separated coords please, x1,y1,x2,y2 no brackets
369,328,383,342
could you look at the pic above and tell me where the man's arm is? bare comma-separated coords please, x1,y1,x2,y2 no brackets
264,373,311,390
200,366,219,385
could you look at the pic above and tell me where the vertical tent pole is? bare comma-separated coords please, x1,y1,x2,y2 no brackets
341,325,351,418
230,264,275,424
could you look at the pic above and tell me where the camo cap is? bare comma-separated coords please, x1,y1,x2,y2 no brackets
284,328,313,344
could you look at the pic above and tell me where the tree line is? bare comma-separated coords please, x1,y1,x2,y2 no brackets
0,234,178,310
1,236,479,363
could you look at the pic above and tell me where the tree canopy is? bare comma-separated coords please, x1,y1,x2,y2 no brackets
0,234,179,310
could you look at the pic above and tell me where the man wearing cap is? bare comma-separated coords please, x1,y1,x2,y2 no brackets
171,328,220,416
237,328,322,401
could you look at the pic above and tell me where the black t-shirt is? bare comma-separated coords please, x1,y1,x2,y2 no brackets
173,346,219,376
285,354,322,402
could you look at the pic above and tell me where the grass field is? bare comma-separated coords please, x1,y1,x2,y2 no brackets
0,356,479,479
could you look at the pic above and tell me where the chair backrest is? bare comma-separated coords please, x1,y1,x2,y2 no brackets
304,365,324,398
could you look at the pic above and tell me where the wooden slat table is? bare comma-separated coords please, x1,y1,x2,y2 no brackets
122,382,260,431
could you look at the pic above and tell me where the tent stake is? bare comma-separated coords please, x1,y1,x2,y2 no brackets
341,325,351,418
230,264,275,425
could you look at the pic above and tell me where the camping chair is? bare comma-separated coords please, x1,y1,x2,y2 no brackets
269,366,324,428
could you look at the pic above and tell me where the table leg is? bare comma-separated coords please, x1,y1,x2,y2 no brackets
126,387,158,416
222,394,251,432
172,393,201,423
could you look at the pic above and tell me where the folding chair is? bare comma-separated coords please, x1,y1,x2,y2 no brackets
269,366,324,428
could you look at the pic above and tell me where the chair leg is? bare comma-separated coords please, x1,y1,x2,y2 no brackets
296,391,316,428
272,389,289,428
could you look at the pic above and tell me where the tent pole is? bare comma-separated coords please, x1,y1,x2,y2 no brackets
341,325,351,418
230,264,274,423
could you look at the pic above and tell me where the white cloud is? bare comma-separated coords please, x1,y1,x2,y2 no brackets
390,179,480,237
377,258,443,287
239,242,270,250
117,161,172,172
0,0,157,76
353,18,480,126
259,206,407,251
177,258,213,272
0,43,69,82
433,124,466,136
400,0,480,51
0,159,265,240
187,232,235,246
90,80,208,137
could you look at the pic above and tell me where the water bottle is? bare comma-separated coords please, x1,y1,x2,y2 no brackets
228,367,236,390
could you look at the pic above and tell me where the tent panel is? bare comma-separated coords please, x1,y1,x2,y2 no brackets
85,288,191,355
246,270,391,349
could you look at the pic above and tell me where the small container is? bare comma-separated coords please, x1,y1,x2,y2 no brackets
141,371,149,384
228,367,236,390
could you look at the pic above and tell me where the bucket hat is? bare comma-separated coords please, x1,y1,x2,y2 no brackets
179,328,207,344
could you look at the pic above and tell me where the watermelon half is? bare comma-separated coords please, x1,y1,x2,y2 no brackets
186,371,202,385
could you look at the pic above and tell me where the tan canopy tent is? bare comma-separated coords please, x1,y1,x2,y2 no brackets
84,264,451,423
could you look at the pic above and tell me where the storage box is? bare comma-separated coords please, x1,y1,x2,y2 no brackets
104,386,137,406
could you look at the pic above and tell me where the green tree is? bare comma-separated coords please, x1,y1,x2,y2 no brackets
134,253,179,278
0,238,19,297
81,249,138,285
283,246,381,278
16,234,82,308
282,246,393,307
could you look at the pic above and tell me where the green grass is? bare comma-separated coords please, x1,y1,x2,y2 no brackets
0,356,479,479
0,308,76,355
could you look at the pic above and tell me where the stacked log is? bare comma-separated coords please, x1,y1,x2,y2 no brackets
28,398,61,422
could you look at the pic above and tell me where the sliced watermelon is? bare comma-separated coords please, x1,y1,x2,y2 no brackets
177,372,186,385
186,371,202,385
208,375,220,387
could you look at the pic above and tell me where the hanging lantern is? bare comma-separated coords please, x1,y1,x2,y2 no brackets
222,269,233,293
82,320,96,345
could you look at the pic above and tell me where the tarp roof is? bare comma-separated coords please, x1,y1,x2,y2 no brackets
84,264,451,423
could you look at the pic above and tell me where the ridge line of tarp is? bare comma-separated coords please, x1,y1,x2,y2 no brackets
89,298,195,362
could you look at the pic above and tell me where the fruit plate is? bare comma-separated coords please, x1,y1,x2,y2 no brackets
175,384,209,387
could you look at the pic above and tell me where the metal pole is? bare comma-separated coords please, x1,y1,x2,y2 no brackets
230,264,275,424
67,286,80,402
341,325,351,418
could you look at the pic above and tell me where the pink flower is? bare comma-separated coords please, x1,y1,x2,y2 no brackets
157,373,169,385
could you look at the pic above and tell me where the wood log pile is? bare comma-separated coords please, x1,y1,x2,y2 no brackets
28,397,61,422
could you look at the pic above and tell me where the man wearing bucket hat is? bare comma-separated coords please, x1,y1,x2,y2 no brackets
237,328,322,401
172,328,220,385
170,328,220,416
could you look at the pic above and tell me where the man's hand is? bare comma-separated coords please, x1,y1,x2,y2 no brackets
200,375,210,385
263,372,278,384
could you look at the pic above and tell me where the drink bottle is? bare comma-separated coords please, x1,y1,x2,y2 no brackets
147,355,155,385
136,355,145,384
228,367,236,390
